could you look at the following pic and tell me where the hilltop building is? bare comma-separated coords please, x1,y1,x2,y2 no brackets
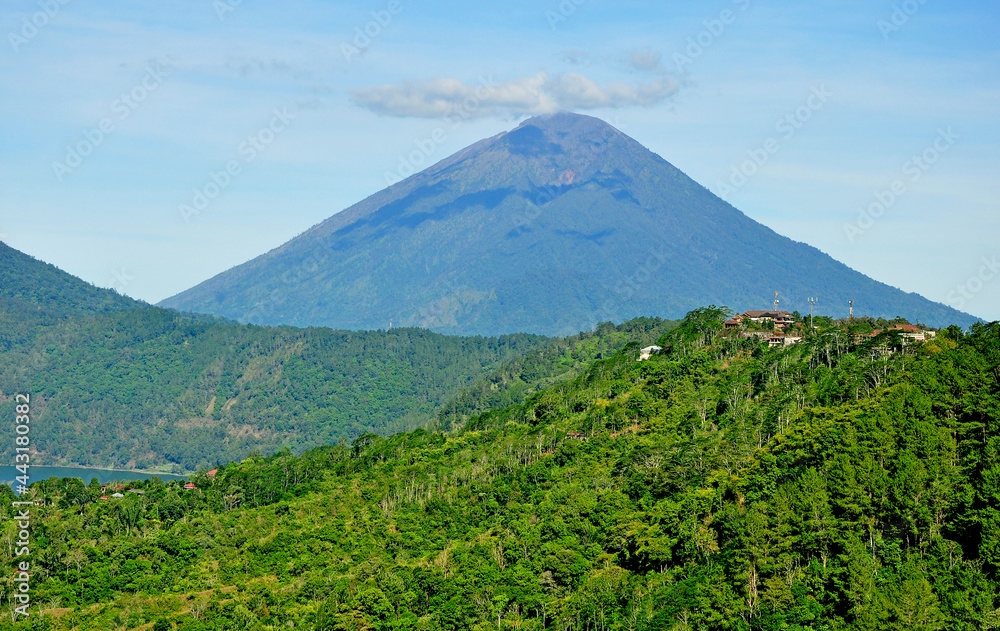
725,310,796,331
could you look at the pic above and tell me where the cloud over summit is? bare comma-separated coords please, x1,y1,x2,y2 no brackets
350,71,677,119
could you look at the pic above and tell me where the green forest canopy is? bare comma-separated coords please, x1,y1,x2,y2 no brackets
4,309,998,630
0,306,549,471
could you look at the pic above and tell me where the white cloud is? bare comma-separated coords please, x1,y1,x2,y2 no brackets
350,71,677,119
629,49,664,72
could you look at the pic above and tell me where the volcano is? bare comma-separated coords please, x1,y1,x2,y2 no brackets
160,113,977,335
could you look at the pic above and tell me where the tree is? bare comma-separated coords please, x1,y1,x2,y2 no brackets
115,494,143,535
887,575,946,631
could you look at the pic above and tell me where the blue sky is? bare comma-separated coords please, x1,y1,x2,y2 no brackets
1,0,998,321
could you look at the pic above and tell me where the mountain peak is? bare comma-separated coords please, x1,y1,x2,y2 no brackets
514,111,620,133
499,112,629,157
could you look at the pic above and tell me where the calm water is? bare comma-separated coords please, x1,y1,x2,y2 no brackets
2,465,188,488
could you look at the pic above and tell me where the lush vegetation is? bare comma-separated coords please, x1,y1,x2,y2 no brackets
5,308,998,630
0,306,547,472
0,242,139,342
0,242,558,471
435,317,678,431
0,242,681,474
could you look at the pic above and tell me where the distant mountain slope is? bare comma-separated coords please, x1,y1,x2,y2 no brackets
160,113,978,334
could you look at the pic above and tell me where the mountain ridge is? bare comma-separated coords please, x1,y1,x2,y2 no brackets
0,241,552,470
0,241,142,321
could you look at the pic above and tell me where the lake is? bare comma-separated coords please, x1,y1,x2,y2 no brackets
2,465,189,489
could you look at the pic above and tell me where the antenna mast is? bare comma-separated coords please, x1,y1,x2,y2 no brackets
808,297,817,330
849,300,854,319
774,291,779,311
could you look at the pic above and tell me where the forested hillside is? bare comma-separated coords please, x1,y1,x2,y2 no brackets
0,243,140,320
434,317,678,430
0,242,677,473
7,309,998,630
0,307,547,471
0,242,561,471
0,242,141,346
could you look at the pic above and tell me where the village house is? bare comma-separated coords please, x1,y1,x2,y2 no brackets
638,345,662,361
768,333,803,348
870,324,933,343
